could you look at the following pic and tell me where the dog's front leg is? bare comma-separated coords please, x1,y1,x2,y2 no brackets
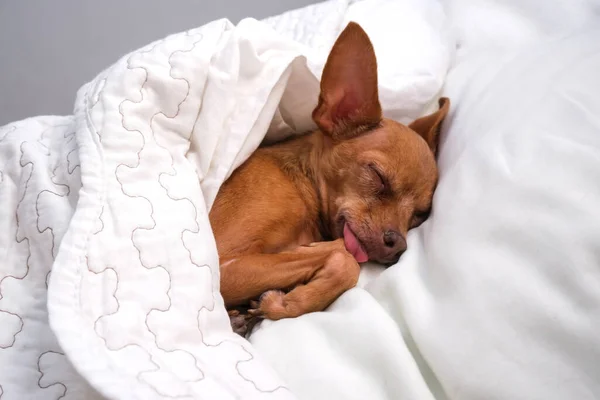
220,239,360,319
248,244,360,320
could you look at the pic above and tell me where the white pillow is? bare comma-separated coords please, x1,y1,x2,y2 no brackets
264,0,453,123
443,0,600,52
367,26,600,399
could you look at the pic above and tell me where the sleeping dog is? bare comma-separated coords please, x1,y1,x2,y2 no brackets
209,22,449,336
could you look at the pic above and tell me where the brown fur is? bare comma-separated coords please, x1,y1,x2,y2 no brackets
209,22,450,335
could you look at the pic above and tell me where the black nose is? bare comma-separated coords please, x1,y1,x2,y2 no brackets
383,230,400,248
383,230,407,254
378,231,407,265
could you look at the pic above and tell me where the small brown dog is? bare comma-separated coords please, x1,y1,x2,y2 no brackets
209,22,449,335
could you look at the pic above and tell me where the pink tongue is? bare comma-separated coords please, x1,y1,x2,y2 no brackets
343,223,369,263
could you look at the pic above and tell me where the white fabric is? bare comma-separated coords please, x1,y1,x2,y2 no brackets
396,2,600,398
444,0,600,53
0,1,451,399
397,27,600,399
0,116,101,400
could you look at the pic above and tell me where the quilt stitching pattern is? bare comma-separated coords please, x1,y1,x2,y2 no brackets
110,35,209,389
0,118,97,399
70,25,291,398
37,351,67,399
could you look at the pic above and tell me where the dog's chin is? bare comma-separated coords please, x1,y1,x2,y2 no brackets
380,252,403,267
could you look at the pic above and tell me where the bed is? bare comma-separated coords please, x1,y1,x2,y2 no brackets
1,0,599,399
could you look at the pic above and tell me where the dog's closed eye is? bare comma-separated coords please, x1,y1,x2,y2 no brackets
368,163,388,194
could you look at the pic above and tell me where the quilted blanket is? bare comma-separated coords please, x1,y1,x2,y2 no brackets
0,1,450,399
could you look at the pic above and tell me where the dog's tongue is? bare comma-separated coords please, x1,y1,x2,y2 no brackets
343,223,369,263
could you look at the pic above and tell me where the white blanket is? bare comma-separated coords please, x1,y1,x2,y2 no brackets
0,1,451,399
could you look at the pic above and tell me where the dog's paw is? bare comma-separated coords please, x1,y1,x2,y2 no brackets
248,290,287,320
229,310,249,336
228,308,263,337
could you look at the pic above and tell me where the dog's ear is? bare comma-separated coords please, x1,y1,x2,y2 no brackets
409,97,450,156
312,22,382,140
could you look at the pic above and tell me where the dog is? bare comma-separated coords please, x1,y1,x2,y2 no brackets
209,22,449,336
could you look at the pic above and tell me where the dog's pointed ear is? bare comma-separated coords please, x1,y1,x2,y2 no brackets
312,22,382,140
409,97,450,156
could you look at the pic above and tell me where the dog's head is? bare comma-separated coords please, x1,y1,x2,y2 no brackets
313,22,450,265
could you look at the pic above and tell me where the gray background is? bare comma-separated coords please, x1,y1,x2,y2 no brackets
0,0,318,126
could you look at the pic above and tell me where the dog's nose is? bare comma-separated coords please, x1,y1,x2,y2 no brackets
382,230,407,258
383,230,402,248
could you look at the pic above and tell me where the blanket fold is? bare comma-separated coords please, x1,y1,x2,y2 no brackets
47,18,318,400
